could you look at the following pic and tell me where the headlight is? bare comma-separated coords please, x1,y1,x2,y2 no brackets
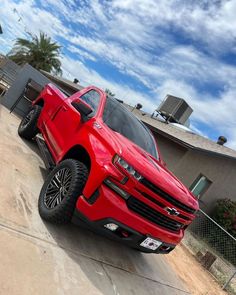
113,155,142,181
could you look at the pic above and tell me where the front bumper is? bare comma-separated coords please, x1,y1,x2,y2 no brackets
72,209,175,254
75,183,184,251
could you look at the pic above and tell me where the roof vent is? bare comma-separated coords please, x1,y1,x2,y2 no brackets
217,136,227,146
131,103,143,112
154,94,193,125
135,103,142,110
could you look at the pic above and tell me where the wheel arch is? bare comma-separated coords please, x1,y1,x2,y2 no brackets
34,98,44,108
61,145,91,172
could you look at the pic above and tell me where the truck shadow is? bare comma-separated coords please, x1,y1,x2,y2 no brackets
43,220,165,295
19,138,49,180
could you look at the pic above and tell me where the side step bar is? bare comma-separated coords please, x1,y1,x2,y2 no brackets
36,134,55,170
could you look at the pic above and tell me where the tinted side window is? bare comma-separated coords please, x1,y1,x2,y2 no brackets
103,99,132,137
103,97,117,122
103,97,158,158
80,90,100,113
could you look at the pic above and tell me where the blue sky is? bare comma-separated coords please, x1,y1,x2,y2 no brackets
1,0,236,149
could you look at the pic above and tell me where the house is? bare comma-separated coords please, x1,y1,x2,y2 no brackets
129,107,236,213
40,70,83,95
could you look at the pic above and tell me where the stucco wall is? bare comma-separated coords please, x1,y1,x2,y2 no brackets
152,131,236,213
172,150,236,213
154,133,188,171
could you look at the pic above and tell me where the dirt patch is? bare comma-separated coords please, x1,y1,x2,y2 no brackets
165,243,227,295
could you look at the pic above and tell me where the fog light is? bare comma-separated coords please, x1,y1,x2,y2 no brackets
104,223,119,231
120,230,130,238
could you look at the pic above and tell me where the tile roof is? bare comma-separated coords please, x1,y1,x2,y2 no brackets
40,70,83,92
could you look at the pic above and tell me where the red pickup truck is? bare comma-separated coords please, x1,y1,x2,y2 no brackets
18,83,198,253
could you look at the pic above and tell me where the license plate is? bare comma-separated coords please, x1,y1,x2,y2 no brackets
140,237,162,251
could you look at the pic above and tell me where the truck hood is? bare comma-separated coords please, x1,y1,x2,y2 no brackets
106,129,198,210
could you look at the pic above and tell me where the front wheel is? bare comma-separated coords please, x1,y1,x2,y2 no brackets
18,105,42,140
38,159,88,224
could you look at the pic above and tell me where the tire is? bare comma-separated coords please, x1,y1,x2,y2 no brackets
18,105,42,140
38,159,88,224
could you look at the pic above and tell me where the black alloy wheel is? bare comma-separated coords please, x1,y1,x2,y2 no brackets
18,105,42,139
38,159,88,224
44,167,72,209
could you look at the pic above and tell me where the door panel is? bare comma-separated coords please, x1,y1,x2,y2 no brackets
44,88,101,161
47,100,82,159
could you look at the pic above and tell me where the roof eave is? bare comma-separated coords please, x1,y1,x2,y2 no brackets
145,122,236,161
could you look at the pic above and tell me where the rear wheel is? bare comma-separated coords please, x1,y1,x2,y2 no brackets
38,159,88,224
18,105,41,140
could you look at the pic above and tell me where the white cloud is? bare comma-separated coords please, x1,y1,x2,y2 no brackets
0,0,69,54
0,0,236,149
111,0,236,52
61,55,157,112
67,45,97,62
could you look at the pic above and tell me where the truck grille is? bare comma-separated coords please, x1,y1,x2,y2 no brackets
140,178,196,214
127,197,183,232
141,192,190,221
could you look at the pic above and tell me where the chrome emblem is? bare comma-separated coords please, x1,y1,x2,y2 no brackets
165,207,180,216
93,122,102,129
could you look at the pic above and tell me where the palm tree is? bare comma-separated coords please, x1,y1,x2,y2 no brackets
7,32,62,75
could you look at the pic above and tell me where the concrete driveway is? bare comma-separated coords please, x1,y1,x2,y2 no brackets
0,105,189,295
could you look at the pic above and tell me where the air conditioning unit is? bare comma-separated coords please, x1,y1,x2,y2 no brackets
156,95,193,125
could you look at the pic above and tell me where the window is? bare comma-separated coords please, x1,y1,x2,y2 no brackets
80,90,100,113
103,96,159,159
190,174,212,199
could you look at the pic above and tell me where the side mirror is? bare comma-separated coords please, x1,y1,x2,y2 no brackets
71,101,93,121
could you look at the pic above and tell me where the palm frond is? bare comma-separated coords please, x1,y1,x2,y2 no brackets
7,32,62,75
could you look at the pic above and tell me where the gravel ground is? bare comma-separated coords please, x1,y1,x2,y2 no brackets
166,243,227,295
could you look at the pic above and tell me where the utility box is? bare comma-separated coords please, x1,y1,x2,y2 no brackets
156,95,193,125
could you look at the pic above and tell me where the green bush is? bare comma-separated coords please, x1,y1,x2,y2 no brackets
213,198,236,237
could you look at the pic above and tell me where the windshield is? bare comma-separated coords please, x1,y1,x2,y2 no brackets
103,97,159,159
